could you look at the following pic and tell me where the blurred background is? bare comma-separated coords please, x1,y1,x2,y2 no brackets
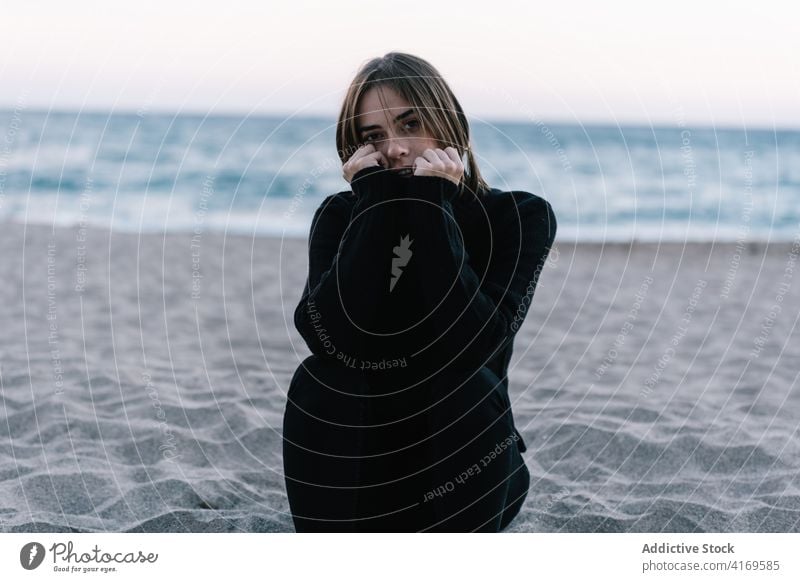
2,0,798,242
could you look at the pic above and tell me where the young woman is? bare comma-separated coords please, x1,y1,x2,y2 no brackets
283,52,557,532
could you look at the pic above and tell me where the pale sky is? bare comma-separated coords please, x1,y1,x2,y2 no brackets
3,0,799,127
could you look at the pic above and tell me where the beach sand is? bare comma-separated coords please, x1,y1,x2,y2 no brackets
1,222,798,532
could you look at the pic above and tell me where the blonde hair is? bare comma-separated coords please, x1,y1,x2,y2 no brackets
336,52,489,197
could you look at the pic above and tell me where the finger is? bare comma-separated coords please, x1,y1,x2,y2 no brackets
443,146,462,165
422,148,441,165
343,150,365,175
430,149,457,177
354,143,375,161
433,148,451,165
413,156,432,173
343,146,381,182
347,143,372,163
365,151,386,167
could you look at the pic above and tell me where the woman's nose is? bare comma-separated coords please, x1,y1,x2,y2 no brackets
384,136,408,158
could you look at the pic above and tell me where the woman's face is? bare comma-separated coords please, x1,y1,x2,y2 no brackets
355,85,440,176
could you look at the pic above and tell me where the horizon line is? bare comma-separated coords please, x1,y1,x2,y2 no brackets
2,106,799,133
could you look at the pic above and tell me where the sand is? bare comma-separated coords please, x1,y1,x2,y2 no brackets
1,222,798,532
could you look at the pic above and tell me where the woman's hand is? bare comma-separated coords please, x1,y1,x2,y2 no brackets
413,147,464,185
342,144,388,184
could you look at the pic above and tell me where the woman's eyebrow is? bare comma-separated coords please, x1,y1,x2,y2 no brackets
357,108,415,133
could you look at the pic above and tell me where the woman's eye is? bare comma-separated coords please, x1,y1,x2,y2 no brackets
364,133,382,142
404,120,420,131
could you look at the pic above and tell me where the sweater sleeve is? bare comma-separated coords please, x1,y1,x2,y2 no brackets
293,166,404,361
395,176,557,372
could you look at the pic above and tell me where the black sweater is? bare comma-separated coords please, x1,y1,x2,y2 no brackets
294,165,557,452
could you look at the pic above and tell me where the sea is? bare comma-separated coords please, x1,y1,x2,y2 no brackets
2,109,799,242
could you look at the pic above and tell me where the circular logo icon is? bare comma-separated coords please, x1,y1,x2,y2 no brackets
20,542,46,570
